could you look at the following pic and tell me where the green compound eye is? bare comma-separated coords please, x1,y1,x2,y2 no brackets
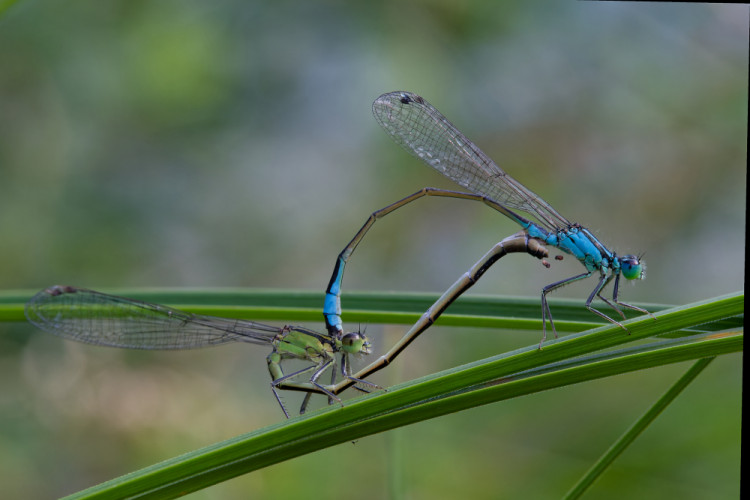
341,332,370,354
621,255,644,280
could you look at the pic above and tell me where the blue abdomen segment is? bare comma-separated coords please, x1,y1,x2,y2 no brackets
526,222,614,273
323,293,342,334
323,258,345,334
565,229,603,270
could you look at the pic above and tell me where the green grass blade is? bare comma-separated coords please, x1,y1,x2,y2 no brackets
563,357,716,500
1,287,741,335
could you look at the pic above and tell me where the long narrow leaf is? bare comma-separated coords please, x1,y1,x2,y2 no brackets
563,357,717,499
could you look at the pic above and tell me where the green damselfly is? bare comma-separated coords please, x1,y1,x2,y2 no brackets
25,285,375,417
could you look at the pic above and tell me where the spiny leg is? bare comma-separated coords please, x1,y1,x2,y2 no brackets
341,352,382,394
611,273,655,319
297,354,381,414
327,354,339,404
269,361,319,418
270,360,337,417
594,273,627,320
307,359,342,404
583,272,627,330
299,356,340,415
299,392,314,416
540,271,592,347
298,359,341,415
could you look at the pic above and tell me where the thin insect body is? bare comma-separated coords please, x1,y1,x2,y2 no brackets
25,285,375,417
324,91,652,348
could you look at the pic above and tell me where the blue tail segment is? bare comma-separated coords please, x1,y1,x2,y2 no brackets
324,257,345,335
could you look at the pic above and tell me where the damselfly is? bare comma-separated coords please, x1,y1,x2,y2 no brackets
25,285,375,417
324,91,652,347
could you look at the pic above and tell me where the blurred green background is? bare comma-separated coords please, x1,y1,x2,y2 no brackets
1,1,744,498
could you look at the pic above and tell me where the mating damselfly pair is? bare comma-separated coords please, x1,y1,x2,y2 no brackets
26,91,650,417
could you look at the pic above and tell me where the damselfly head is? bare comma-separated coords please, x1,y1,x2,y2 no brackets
341,332,371,355
621,255,645,280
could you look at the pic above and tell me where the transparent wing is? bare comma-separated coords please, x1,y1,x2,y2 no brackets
372,91,570,231
25,286,284,350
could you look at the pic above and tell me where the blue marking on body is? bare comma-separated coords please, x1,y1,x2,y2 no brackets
324,293,341,316
557,232,587,261
323,292,343,333
524,222,552,243
568,231,603,268
323,259,346,333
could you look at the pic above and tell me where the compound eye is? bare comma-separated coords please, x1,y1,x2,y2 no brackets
341,332,368,353
621,255,644,280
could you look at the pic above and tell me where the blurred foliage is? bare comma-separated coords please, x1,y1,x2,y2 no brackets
0,1,744,499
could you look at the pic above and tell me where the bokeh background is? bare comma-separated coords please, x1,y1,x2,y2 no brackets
1,1,744,498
